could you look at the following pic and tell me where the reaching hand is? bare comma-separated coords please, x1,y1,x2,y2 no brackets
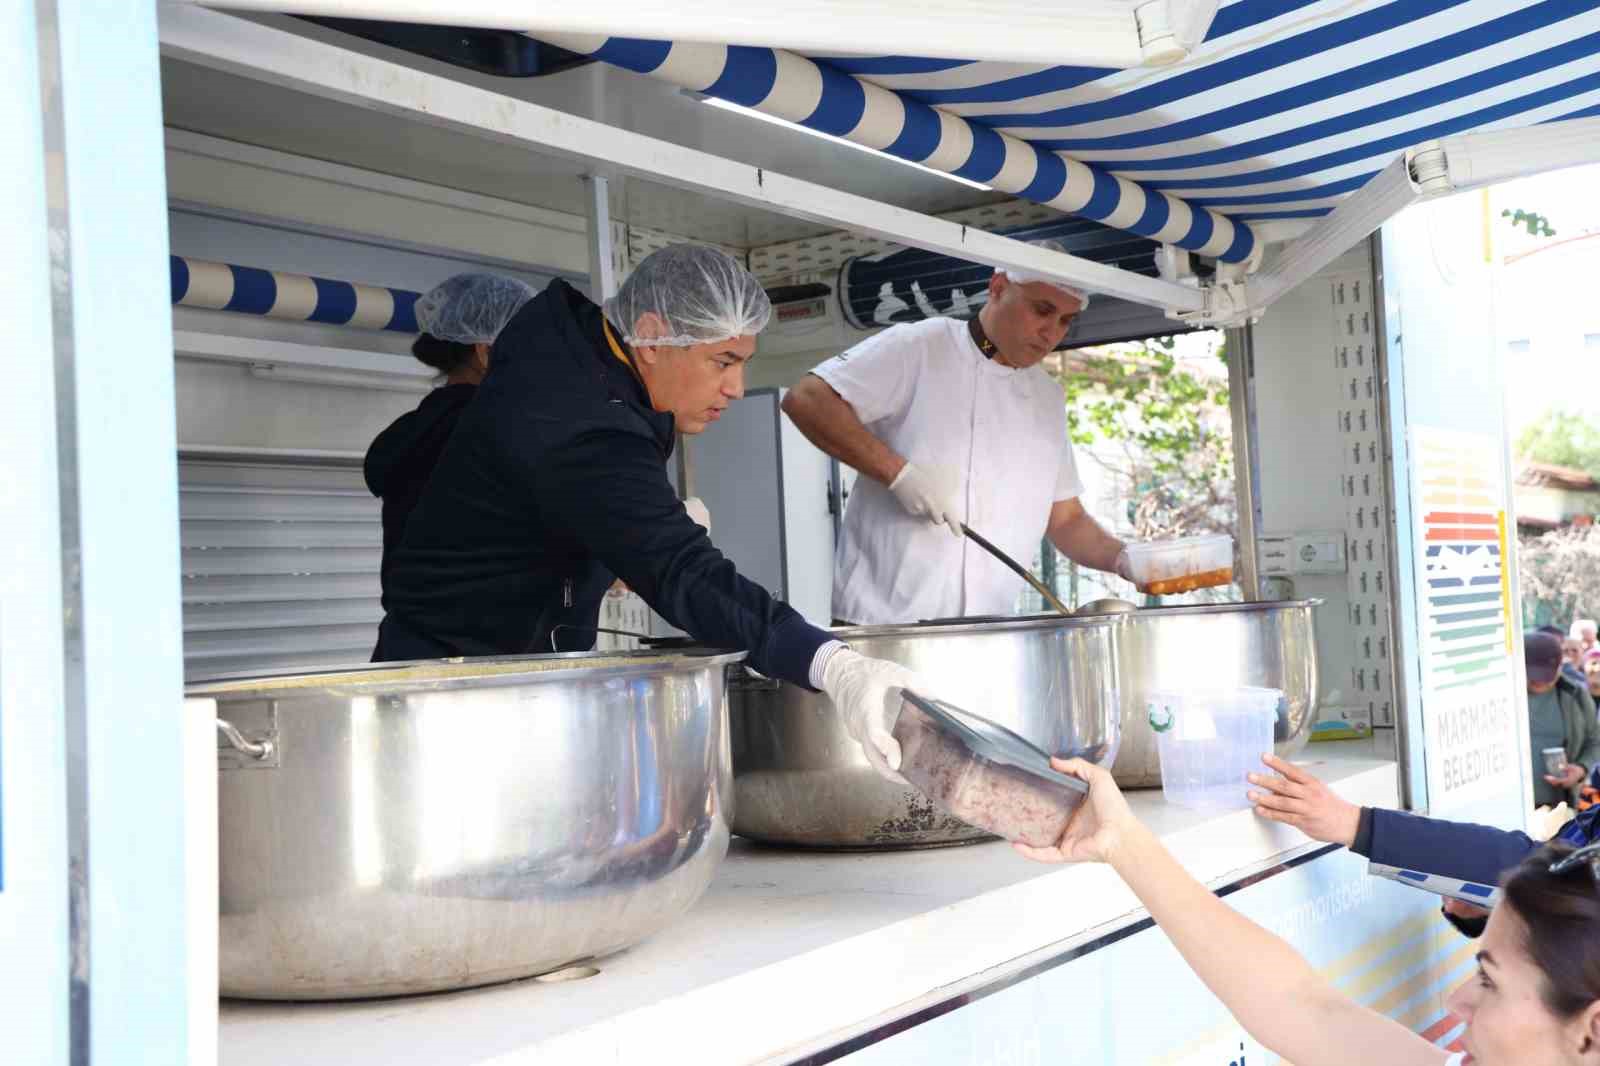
1247,753,1362,846
1013,758,1138,865
1546,762,1587,790
819,649,924,784
887,462,964,538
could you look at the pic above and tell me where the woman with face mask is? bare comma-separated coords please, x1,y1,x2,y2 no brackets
1021,758,1600,1066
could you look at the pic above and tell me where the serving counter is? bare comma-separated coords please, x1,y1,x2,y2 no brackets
218,742,1399,1066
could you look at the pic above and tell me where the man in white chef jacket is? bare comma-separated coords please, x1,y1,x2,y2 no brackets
782,240,1131,624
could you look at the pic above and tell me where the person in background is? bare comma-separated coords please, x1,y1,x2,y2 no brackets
375,244,944,781
1539,624,1589,686
365,272,535,589
1526,629,1600,808
1586,648,1600,704
1574,619,1599,657
781,239,1132,625
1248,753,1600,938
1021,757,1600,1066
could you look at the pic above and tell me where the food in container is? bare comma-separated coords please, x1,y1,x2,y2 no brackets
1542,746,1569,777
1148,686,1280,810
1123,534,1235,596
892,690,1088,847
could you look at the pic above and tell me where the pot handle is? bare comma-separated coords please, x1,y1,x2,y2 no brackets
216,718,275,762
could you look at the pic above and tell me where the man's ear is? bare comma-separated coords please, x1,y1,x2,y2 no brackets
630,312,670,365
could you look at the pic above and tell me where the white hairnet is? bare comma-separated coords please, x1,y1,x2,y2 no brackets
605,244,772,348
414,273,537,345
999,238,1092,310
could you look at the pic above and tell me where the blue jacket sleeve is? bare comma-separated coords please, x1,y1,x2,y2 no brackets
531,420,832,689
1354,807,1541,886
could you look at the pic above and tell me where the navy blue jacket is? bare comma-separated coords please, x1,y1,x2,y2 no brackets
1353,803,1600,936
364,382,477,589
373,280,831,688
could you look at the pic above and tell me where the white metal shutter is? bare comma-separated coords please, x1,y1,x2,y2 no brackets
179,457,383,681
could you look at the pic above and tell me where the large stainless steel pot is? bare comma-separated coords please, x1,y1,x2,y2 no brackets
190,650,742,1000
729,614,1124,849
1109,600,1322,788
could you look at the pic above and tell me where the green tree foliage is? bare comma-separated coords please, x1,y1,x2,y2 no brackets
1054,335,1235,539
1516,414,1600,478
1502,207,1556,237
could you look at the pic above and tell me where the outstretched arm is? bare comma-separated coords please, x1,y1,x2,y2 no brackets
1019,759,1449,1066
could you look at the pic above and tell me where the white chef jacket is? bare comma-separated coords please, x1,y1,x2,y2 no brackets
814,316,1084,625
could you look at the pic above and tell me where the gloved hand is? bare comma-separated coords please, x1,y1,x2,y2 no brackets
1114,546,1135,582
819,648,925,783
888,462,964,537
684,496,711,533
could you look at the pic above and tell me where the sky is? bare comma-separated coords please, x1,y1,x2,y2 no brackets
1487,161,1600,439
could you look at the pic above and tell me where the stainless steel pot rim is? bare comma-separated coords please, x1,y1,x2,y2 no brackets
187,648,748,697
828,612,1129,641
1122,598,1323,619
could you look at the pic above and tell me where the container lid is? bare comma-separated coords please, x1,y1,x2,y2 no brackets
901,691,1089,795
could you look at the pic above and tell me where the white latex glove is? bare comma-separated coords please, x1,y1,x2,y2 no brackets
683,496,711,533
819,649,923,784
1114,546,1134,582
888,462,964,538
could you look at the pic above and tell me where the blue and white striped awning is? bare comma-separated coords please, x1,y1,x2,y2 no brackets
537,0,1600,264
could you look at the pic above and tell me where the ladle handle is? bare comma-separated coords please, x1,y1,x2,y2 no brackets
960,523,1072,616
216,718,274,762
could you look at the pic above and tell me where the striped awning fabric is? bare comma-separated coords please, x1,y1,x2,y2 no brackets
536,1,1600,264
170,255,421,332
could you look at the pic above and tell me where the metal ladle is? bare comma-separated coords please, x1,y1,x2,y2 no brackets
960,523,1072,616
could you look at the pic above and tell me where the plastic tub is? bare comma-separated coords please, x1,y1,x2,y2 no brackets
893,691,1088,847
1124,534,1235,596
1148,687,1280,810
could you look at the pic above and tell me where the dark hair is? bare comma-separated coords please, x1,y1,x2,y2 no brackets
1536,624,1567,637
411,333,478,374
1502,843,1600,1018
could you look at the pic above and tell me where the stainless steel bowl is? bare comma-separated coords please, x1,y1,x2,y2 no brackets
1109,600,1322,788
729,613,1124,849
190,650,743,1000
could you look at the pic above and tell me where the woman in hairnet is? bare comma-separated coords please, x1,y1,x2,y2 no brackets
374,244,925,780
364,272,535,588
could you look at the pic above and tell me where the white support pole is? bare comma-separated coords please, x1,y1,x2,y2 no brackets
172,0,1163,68
585,175,618,302
32,0,197,1060
157,4,1205,313
0,2,70,1062
1246,154,1423,314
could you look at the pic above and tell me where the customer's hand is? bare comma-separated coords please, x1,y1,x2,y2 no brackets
1014,757,1137,865
887,462,964,537
1545,763,1586,790
1247,754,1361,847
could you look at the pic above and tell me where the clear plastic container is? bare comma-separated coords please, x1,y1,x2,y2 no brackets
893,691,1088,847
1148,686,1280,810
1123,534,1235,596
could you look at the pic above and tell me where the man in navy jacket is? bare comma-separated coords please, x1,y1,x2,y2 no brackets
374,244,925,780
1248,753,1598,937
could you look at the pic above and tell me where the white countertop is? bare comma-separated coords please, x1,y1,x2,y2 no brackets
220,742,1398,1066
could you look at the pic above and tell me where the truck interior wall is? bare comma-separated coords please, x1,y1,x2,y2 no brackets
1250,244,1382,742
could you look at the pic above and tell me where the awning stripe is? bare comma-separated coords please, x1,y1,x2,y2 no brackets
542,34,1258,262
538,1,1600,253
1024,19,1600,154
169,255,421,332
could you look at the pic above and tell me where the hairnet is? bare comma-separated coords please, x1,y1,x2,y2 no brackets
414,273,537,345
999,239,1092,309
605,244,772,347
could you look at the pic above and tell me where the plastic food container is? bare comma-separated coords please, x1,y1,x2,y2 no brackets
1148,686,1280,810
893,691,1088,847
1124,534,1235,596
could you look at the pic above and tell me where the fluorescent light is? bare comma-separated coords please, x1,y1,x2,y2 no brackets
699,96,993,191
